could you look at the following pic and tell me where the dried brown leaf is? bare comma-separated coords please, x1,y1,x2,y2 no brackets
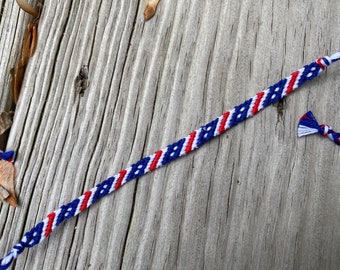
0,111,14,135
0,159,17,207
144,0,161,21
144,4,156,20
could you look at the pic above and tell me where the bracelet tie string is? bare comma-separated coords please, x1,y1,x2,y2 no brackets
297,111,340,145
0,151,15,163
0,52,339,269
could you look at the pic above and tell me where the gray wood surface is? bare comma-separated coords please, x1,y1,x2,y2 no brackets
1,0,340,269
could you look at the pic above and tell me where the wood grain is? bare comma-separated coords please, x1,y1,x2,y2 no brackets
1,0,340,269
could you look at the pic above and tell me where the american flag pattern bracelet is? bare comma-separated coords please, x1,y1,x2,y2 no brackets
0,51,339,269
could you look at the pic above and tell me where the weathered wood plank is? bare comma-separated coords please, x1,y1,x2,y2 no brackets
1,0,340,269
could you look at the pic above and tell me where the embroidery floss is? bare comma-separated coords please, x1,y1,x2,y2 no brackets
298,111,340,145
0,51,339,269
0,151,15,163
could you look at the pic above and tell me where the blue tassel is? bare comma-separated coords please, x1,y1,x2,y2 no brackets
297,111,321,137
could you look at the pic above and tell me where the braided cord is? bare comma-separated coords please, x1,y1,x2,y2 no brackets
1,52,339,269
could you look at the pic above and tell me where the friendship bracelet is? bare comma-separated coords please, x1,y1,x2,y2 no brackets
0,51,339,269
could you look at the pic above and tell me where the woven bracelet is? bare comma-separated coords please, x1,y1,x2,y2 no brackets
0,51,339,269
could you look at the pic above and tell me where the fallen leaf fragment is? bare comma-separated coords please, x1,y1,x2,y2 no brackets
11,2,43,104
144,0,161,21
0,186,9,199
0,111,14,135
0,159,17,207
